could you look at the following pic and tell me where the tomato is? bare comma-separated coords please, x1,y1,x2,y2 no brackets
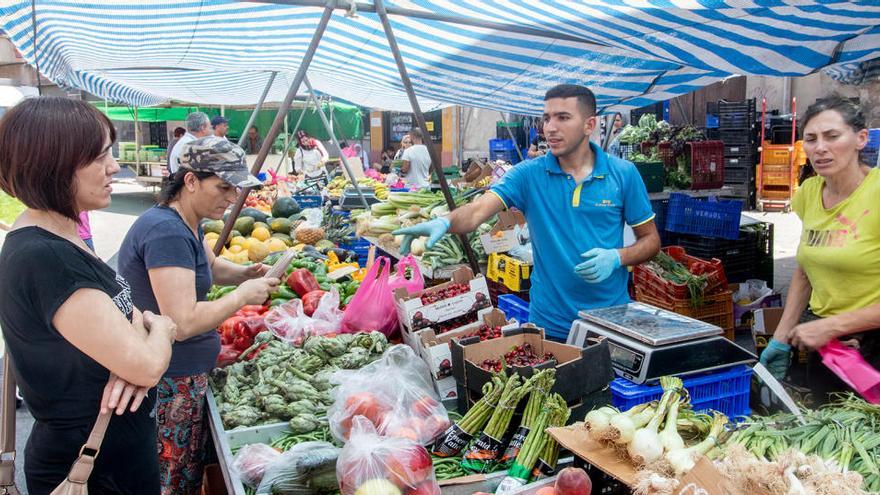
411,396,439,417
386,444,432,488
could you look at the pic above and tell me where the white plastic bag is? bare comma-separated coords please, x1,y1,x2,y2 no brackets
337,417,441,495
231,443,281,488
256,441,340,495
265,288,343,344
328,345,449,445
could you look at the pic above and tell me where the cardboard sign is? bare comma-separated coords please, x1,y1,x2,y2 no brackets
674,457,730,495
545,423,636,487
480,210,526,254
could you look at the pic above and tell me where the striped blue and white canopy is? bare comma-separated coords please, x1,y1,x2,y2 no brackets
1,1,878,114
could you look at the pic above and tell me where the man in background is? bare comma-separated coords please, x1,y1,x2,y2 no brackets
168,113,211,173
400,128,432,188
242,125,264,154
211,116,229,141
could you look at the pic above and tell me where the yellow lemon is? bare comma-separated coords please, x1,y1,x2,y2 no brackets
251,227,271,242
230,236,247,247
228,244,243,254
249,241,270,262
204,232,219,241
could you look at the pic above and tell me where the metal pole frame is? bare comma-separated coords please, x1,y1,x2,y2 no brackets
374,0,480,274
273,99,312,175
304,76,369,207
237,71,278,147
214,5,334,255
497,111,524,162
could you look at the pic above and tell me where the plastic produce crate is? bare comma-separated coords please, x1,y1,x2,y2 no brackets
339,237,371,265
291,194,323,209
498,293,530,324
690,141,725,189
489,138,516,151
635,287,734,332
632,246,728,305
634,161,664,193
671,223,773,284
719,129,752,145
665,193,743,240
610,365,752,419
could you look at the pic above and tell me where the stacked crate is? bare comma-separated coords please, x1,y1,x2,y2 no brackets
717,99,757,209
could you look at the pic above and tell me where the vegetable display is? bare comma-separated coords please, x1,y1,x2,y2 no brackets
432,374,509,457
209,331,389,430
643,251,709,307
728,393,880,492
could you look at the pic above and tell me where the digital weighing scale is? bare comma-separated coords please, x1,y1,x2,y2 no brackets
570,302,756,384
339,187,381,209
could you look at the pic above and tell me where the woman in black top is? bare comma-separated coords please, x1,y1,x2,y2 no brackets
0,97,177,494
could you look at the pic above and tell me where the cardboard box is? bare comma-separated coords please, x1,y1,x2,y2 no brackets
451,326,614,415
453,161,493,188
480,210,526,254
404,308,517,380
731,282,782,328
487,253,531,292
394,267,492,334
547,423,636,487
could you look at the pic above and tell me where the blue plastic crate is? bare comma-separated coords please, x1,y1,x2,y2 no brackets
665,193,743,240
292,195,323,209
498,294,530,324
339,237,371,265
610,365,752,420
389,187,409,193
489,138,516,151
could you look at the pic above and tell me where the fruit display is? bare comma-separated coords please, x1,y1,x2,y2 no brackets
327,176,390,200
479,343,556,372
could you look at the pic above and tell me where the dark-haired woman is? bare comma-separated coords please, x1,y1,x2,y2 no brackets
0,96,177,494
117,136,279,495
759,95,880,404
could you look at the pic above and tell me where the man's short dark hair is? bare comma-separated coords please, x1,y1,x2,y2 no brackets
0,97,116,222
173,126,186,138
409,128,424,142
544,84,597,117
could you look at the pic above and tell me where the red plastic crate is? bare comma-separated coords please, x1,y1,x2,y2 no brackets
632,246,728,305
689,141,725,189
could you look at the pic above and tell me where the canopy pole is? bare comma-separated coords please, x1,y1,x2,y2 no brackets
497,111,524,162
283,113,289,173
273,100,311,175
134,106,141,175
215,6,333,255
304,76,369,208
375,0,480,274
237,71,277,147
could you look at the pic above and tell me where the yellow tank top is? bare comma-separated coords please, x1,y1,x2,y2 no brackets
792,167,880,317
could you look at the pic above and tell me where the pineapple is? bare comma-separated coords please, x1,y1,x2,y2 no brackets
295,225,325,245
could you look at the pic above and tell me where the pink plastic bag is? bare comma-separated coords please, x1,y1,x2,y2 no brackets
340,257,399,336
388,255,425,296
819,339,880,404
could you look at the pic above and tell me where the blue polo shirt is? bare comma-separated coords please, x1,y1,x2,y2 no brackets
490,142,654,340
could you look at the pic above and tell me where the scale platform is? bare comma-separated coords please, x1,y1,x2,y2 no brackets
340,187,381,209
571,302,756,384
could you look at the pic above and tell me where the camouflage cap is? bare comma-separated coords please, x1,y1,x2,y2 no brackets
179,136,262,188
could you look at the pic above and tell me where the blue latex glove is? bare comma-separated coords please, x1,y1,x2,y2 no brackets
759,339,792,380
574,248,621,284
393,217,451,255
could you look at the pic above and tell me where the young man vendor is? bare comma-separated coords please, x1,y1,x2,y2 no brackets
395,85,660,340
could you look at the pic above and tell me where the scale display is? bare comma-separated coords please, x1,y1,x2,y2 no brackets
579,302,721,346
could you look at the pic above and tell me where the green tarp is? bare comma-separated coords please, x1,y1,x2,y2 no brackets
94,102,363,140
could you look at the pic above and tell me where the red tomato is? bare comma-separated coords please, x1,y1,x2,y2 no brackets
412,396,439,417
386,444,432,488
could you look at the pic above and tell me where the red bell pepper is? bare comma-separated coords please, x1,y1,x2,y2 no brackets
240,317,267,339
235,305,268,318
286,269,321,298
302,290,327,317
219,316,246,345
216,345,241,367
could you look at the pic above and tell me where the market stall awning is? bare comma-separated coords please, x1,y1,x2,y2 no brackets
1,1,879,114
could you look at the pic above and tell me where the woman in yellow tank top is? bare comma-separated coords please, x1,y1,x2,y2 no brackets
759,95,880,404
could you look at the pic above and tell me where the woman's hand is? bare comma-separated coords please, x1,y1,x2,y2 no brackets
242,262,269,279
790,318,841,350
100,373,150,415
234,277,280,306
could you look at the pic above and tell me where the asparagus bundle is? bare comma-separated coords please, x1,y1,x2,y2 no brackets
495,393,569,494
532,396,571,479
432,373,508,458
461,373,536,473
499,370,556,469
